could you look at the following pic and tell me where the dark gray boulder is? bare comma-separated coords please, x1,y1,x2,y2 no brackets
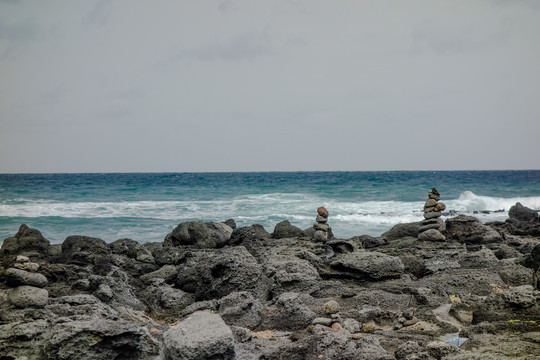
109,238,139,258
259,292,316,331
139,264,177,284
0,224,51,266
350,235,388,249
44,318,159,360
509,202,539,222
445,215,502,244
61,235,111,267
272,220,304,239
230,224,271,246
163,311,235,360
330,251,405,280
140,279,195,320
175,246,270,301
165,221,233,248
382,222,422,240
218,291,264,329
472,285,540,324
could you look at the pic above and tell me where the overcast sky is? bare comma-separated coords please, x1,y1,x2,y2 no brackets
1,0,539,173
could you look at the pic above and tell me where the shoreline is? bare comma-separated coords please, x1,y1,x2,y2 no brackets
1,202,539,359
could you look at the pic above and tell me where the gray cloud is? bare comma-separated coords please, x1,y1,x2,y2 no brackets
0,0,539,172
0,18,39,58
84,0,111,27
174,29,273,62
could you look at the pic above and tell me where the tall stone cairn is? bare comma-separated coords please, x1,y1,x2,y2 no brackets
313,206,331,242
418,188,447,241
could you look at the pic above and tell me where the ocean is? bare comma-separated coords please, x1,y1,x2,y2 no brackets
1,171,539,245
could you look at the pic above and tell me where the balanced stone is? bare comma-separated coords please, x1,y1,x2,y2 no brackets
8,285,49,308
428,188,441,201
435,203,446,211
425,199,438,208
16,255,30,263
424,211,442,220
419,219,446,233
14,262,40,272
317,206,329,218
316,215,328,223
418,229,446,242
5,268,48,288
313,230,328,242
313,223,330,231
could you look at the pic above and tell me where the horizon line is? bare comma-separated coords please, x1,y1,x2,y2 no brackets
1,169,539,175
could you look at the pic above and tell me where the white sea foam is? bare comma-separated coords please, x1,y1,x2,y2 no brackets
1,191,538,239
446,191,540,212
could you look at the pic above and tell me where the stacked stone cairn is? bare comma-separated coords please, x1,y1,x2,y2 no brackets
418,187,447,241
5,255,49,308
310,300,363,339
313,206,331,242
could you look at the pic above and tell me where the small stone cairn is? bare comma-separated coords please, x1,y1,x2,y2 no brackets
310,300,363,339
418,187,446,241
5,255,49,308
313,206,331,242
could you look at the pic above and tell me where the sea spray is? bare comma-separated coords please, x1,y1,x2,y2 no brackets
1,171,539,243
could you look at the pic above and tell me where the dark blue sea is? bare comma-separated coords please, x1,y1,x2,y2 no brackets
1,171,539,244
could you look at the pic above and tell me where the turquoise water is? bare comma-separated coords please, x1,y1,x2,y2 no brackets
1,171,539,244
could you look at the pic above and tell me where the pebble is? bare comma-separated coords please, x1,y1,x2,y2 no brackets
14,262,40,272
362,324,375,333
312,317,333,326
342,318,361,333
323,300,340,314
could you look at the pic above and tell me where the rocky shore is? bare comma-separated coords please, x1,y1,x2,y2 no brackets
1,202,539,359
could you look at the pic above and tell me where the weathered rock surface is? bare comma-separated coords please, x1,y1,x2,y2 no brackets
8,285,49,308
5,267,48,288
0,224,50,265
445,215,502,244
163,311,235,360
273,220,304,239
330,251,405,280
165,221,233,248
1,211,539,359
509,202,539,222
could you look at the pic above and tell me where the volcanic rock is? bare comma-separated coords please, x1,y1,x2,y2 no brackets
509,202,539,222
166,221,233,248
5,268,48,288
273,220,304,239
330,251,405,280
164,311,235,360
8,285,49,308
